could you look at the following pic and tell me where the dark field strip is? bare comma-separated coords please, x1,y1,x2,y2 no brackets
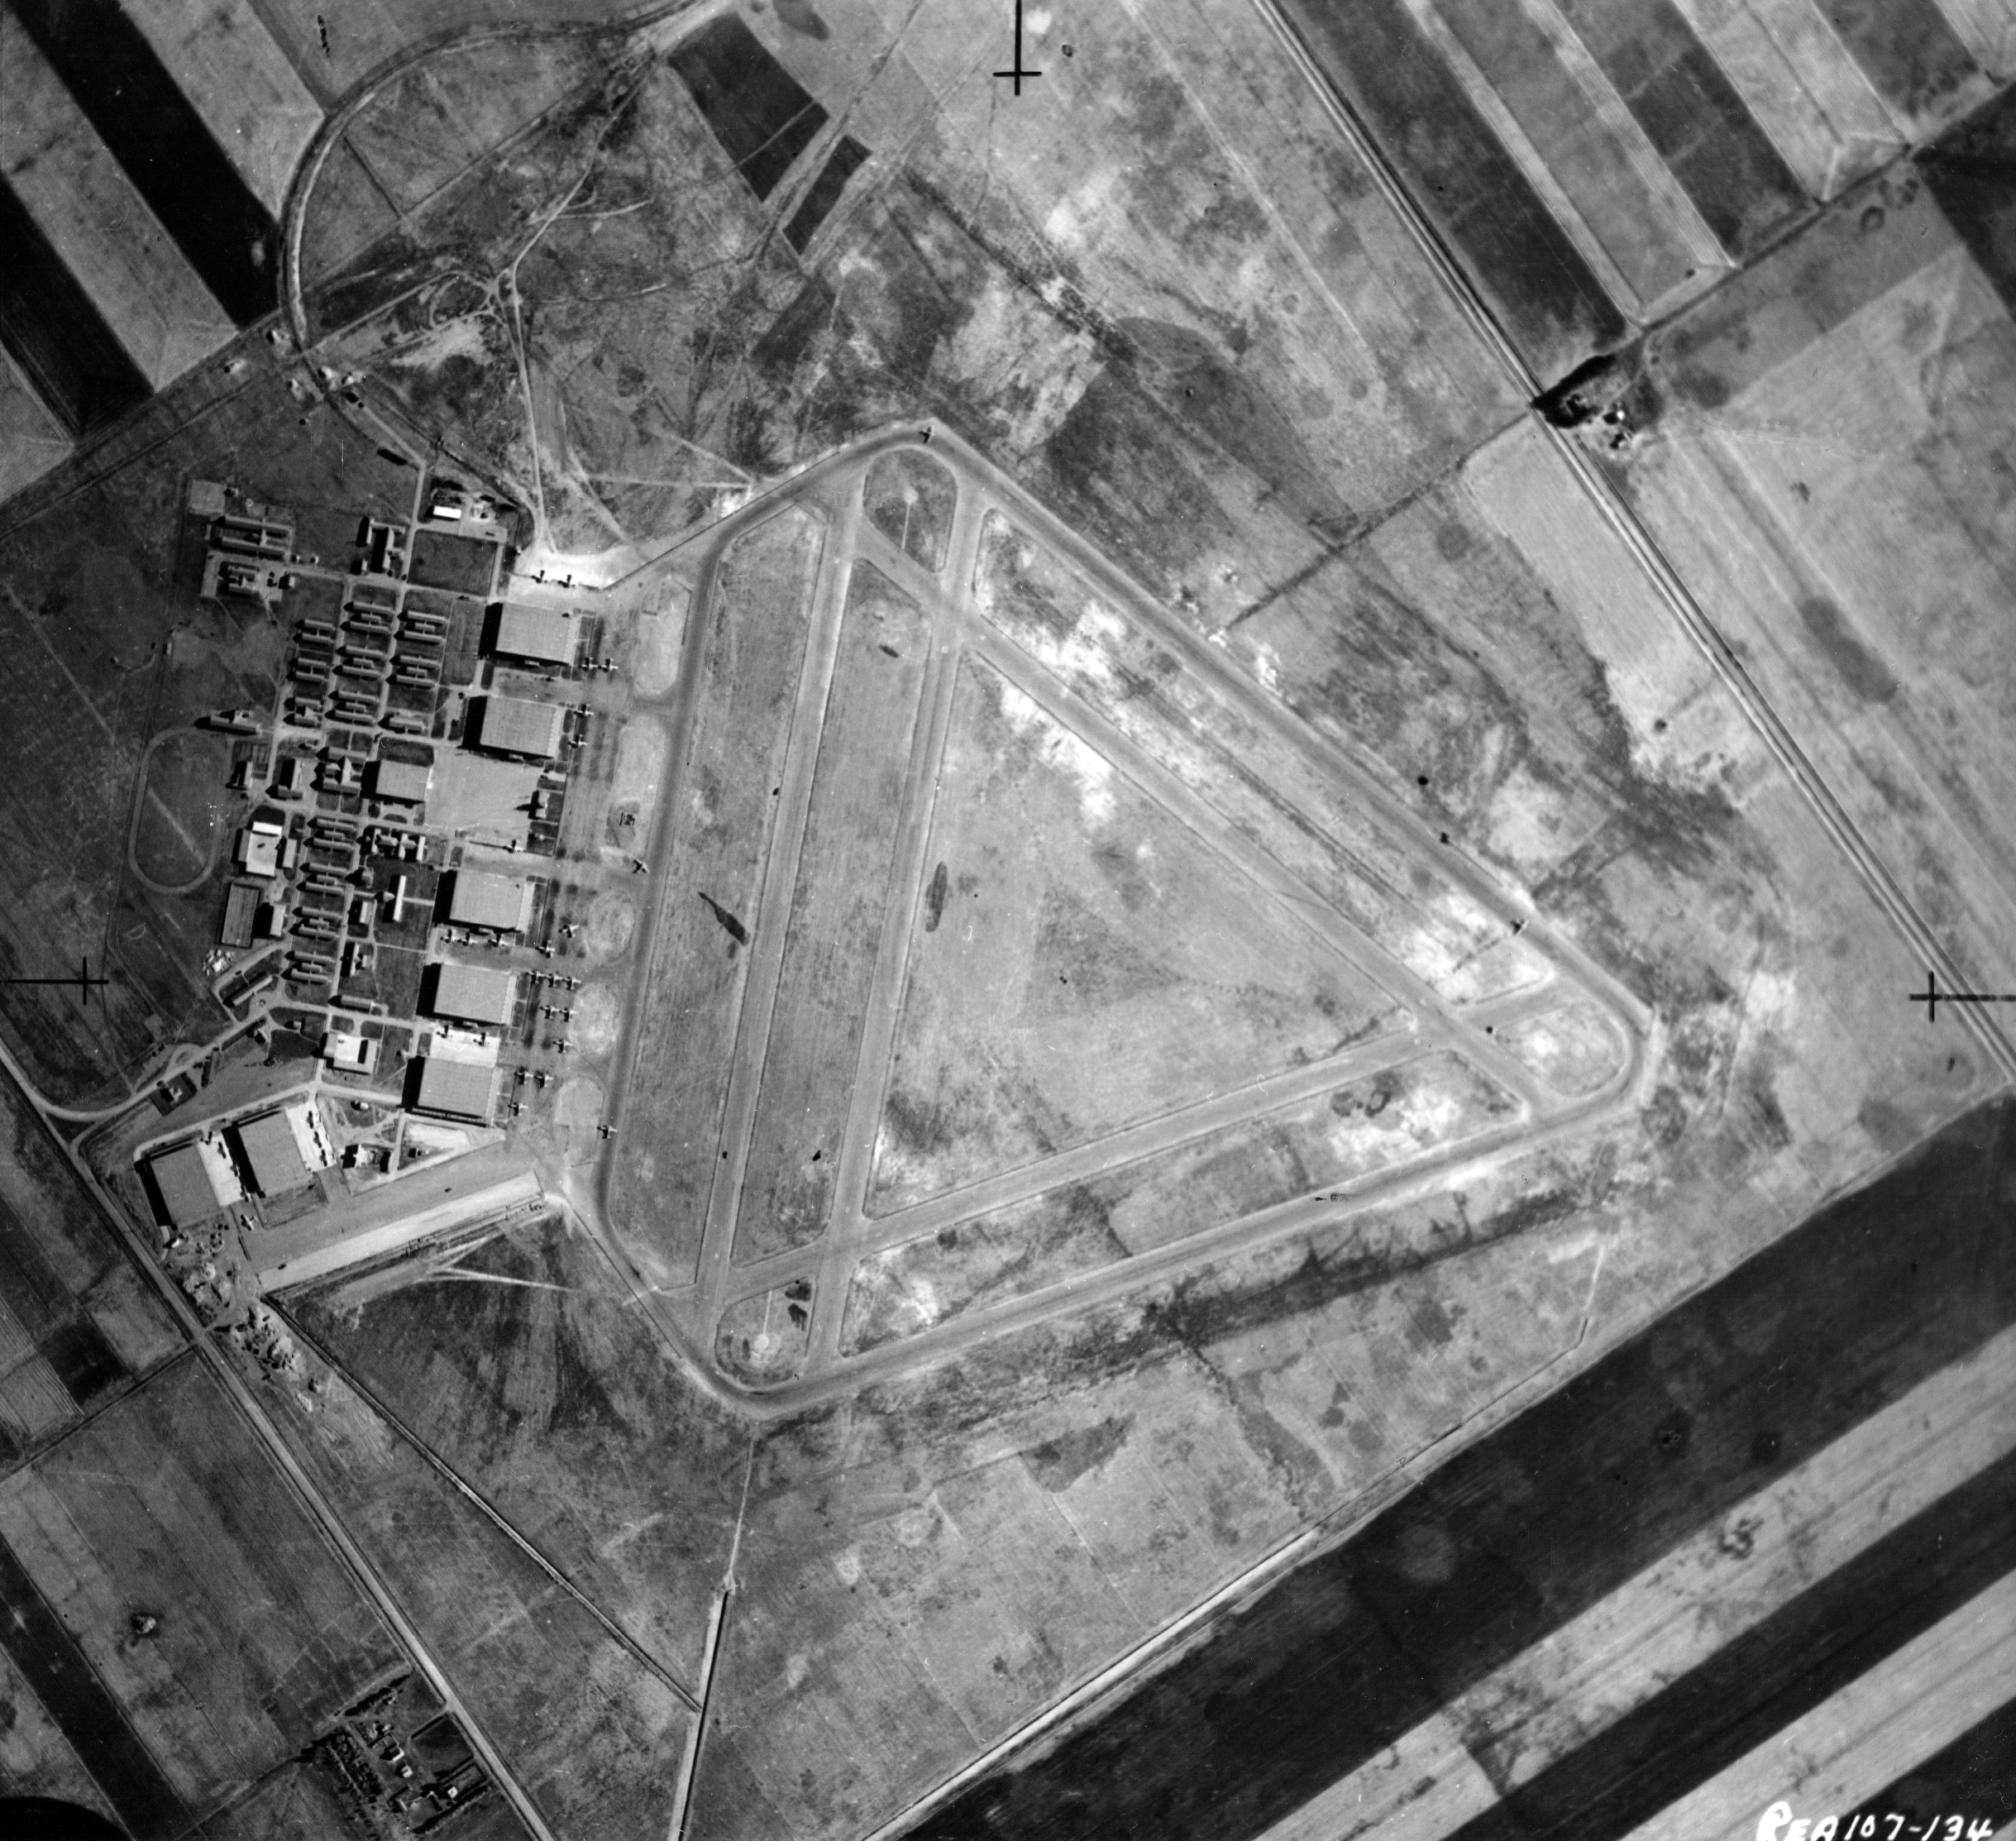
670,14,828,202
1817,0,1979,118
1923,88,2016,321
1552,0,1808,257
1844,1695,2016,1828
7,0,277,324
916,1095,2016,1840
1269,0,1626,382
0,1193,128,1413
735,562,929,1264
784,135,870,252
1447,1449,2016,1841
609,508,821,1282
0,180,147,436
0,1537,185,1839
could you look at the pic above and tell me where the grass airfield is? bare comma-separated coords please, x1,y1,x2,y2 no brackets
0,0,2011,1836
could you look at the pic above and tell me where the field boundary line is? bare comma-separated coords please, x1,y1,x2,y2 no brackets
862,1243,1620,1841
666,1440,754,1841
274,1305,702,1710
1243,0,2016,1083
0,1045,563,1841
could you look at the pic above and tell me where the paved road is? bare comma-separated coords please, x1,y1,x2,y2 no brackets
567,423,1651,1413
0,1036,563,1841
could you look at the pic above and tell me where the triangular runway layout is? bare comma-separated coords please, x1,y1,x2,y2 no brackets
601,431,1648,1394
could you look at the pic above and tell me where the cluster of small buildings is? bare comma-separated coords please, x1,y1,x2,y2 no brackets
179,476,599,1222
200,511,299,610
287,577,446,734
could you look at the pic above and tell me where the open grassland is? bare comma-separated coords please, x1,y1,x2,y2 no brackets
842,1051,1521,1352
694,1150,1613,1841
258,1340,695,1841
1496,993,1630,1097
736,562,930,1263
972,514,1552,1007
291,1212,748,1689
0,1354,403,1814
871,656,1400,1212
608,506,822,1284
862,448,958,574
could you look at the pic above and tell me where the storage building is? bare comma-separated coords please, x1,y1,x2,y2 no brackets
428,961,516,1027
322,1031,380,1074
492,605,576,668
370,757,432,805
447,868,534,935
234,1112,310,1196
221,881,260,949
413,1059,495,1122
470,695,564,760
148,1143,226,1228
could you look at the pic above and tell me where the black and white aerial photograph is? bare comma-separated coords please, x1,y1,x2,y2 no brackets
0,0,2012,1836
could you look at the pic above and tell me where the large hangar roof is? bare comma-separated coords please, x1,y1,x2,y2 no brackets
415,1059,495,1121
472,695,564,759
493,604,576,667
234,1111,312,1198
149,1143,222,1228
447,868,534,933
429,959,515,1026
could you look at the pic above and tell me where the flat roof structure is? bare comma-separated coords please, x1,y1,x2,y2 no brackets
492,604,576,667
371,757,432,804
414,1058,495,1122
234,1110,313,1198
428,960,515,1027
236,830,281,877
447,868,534,934
471,695,565,760
149,1143,223,1229
221,881,260,949
322,1031,379,1073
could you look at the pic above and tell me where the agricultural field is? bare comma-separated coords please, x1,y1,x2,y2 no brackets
0,0,2011,1836
0,1076,181,1467
253,1330,699,1841
0,1353,404,1835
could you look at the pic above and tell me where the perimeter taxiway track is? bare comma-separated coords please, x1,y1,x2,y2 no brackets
577,421,1653,1415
